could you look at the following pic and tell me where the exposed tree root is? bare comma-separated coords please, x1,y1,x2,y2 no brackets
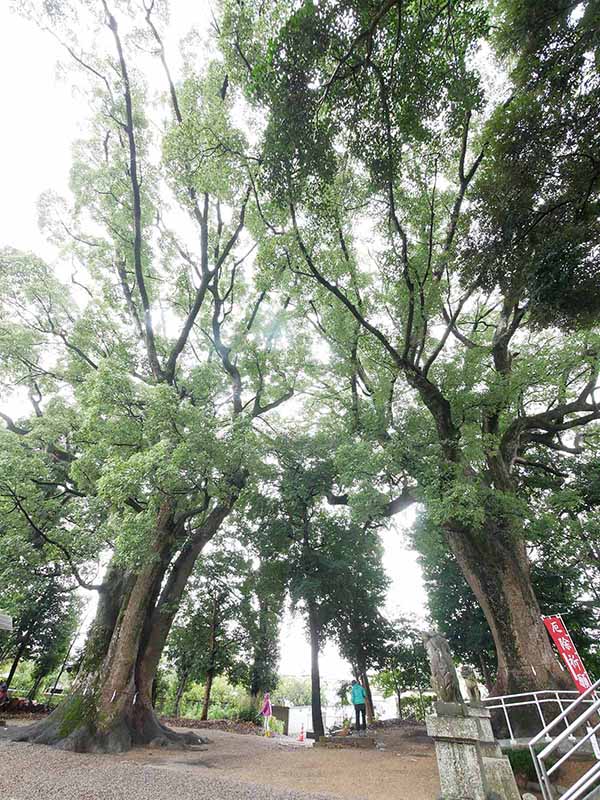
11,696,207,753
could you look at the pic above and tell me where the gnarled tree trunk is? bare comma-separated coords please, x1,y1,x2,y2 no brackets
13,513,195,751
445,514,571,700
14,494,239,753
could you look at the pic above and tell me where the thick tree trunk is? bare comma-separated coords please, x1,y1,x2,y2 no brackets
308,601,325,739
446,515,571,699
134,501,237,716
13,495,240,753
396,685,403,719
12,515,200,752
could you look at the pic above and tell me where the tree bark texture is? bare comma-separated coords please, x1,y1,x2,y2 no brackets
445,514,571,702
12,487,242,753
200,670,214,722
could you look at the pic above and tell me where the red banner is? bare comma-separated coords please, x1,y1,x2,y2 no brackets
543,614,592,693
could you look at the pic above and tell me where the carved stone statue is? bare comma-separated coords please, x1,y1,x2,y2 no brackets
421,629,463,704
422,631,522,799
461,665,481,704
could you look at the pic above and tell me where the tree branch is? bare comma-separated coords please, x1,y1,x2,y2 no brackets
103,0,163,381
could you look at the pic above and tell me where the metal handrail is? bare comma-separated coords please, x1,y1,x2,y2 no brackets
486,690,581,703
530,680,600,747
484,689,593,743
546,718,600,777
529,677,600,800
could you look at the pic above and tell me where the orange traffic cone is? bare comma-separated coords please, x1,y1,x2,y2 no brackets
297,724,305,742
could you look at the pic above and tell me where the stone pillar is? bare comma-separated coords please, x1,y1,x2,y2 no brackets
426,702,521,800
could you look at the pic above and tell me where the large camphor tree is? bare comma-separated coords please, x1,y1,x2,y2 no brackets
222,0,600,695
0,0,308,751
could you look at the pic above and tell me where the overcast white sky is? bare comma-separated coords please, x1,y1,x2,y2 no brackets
0,3,429,681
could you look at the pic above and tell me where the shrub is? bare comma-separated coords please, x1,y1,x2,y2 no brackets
233,696,260,723
507,749,537,782
400,694,435,721
269,716,285,735
507,747,558,783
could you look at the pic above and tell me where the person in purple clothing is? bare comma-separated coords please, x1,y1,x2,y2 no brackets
260,691,273,736
351,679,367,736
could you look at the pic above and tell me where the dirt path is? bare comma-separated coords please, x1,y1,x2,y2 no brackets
124,724,440,800
0,721,440,800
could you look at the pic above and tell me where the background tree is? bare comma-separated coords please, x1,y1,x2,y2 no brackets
0,562,80,691
243,432,393,735
165,544,251,720
331,551,390,723
239,559,284,701
373,616,429,718
271,676,314,707
27,598,81,702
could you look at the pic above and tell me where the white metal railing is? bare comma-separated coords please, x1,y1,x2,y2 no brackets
484,689,589,743
529,677,600,800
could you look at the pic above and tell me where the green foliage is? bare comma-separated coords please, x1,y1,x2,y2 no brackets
222,0,600,702
400,694,435,722
373,616,431,704
237,559,284,698
272,676,314,707
506,748,559,782
0,561,82,690
165,542,254,700
1,2,312,728
414,508,600,683
469,0,600,328
3,0,600,721
230,696,260,723
506,749,536,782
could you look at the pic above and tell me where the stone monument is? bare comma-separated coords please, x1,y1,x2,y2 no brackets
422,630,522,800
461,665,482,704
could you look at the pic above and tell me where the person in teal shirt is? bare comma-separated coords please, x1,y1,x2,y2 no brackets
351,679,367,735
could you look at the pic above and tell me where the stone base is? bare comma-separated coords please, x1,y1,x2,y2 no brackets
483,756,522,800
314,735,376,749
427,705,521,800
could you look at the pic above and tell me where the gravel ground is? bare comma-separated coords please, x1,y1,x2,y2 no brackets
0,739,336,800
0,723,440,800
